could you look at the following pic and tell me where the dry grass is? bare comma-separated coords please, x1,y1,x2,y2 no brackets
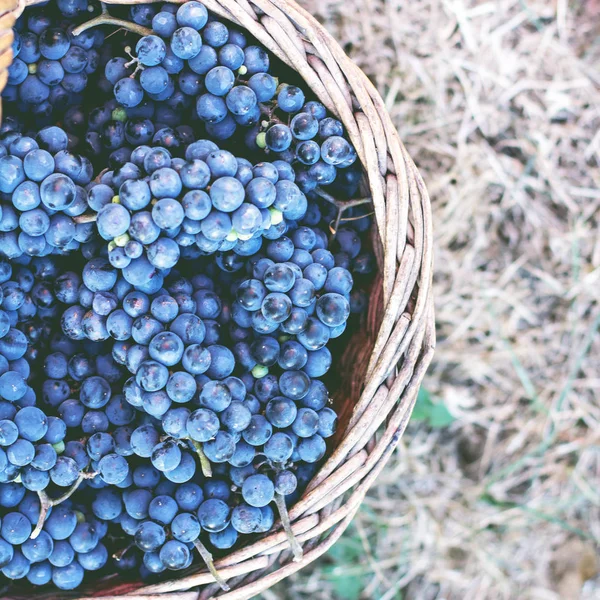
267,0,600,598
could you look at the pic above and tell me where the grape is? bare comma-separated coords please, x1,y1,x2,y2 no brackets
135,521,165,552
98,453,129,484
48,541,74,567
153,11,178,37
265,124,293,152
1,512,32,544
264,432,294,463
291,407,320,438
209,524,237,549
22,531,53,562
231,503,262,533
92,489,123,521
176,1,208,29
261,292,292,323
114,78,144,108
242,415,272,446
304,347,332,377
159,539,189,569
203,21,229,48
171,512,200,542
124,488,152,520
203,430,235,462
243,45,269,74
2,550,30,580
149,495,178,525
130,4,156,27
241,474,274,507
187,408,219,442
150,440,181,472
27,562,52,585
220,401,251,432
52,562,84,589
274,470,297,495
265,397,297,428
8,439,35,467
136,36,167,67
197,498,230,532
164,451,195,483
97,203,131,240
171,27,202,60
297,434,326,463
136,360,169,391
77,543,108,571
174,483,203,512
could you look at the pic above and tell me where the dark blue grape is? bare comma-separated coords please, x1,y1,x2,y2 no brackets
135,521,165,552
171,27,202,60
197,498,230,532
241,474,274,508
203,21,229,48
297,434,326,462
136,35,167,67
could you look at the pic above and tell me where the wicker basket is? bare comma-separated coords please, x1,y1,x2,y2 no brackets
0,0,435,597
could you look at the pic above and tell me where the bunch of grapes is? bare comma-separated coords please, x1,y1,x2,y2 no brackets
0,124,95,259
109,3,266,135
0,491,110,588
0,405,71,492
81,139,307,271
106,2,360,193
0,0,377,592
5,11,103,121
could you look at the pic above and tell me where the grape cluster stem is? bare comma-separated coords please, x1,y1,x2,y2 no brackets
274,492,303,562
72,2,153,37
73,213,98,224
188,438,213,477
112,542,135,561
193,538,230,591
31,471,99,539
313,187,372,237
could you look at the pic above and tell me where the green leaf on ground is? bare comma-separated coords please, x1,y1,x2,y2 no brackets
429,402,456,428
410,388,432,422
411,387,456,428
331,574,364,600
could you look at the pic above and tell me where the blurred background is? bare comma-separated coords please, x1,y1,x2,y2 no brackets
268,0,600,598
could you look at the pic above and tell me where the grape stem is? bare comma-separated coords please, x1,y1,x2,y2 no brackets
112,542,135,561
314,187,372,237
73,213,98,224
188,439,213,477
193,538,230,591
314,187,372,211
274,492,303,562
31,471,98,539
72,2,153,37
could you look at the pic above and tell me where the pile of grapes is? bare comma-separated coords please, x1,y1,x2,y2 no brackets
0,0,375,592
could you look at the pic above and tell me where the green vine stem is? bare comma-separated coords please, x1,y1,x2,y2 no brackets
274,492,303,562
72,3,152,37
193,538,230,591
32,471,98,539
188,438,213,477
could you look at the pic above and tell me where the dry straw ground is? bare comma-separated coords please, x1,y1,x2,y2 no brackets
267,0,600,598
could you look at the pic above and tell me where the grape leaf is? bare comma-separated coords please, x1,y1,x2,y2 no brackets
429,402,456,428
331,574,363,600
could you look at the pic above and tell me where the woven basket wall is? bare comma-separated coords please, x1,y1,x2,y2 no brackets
0,0,435,597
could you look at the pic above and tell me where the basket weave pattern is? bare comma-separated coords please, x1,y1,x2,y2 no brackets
0,0,435,597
